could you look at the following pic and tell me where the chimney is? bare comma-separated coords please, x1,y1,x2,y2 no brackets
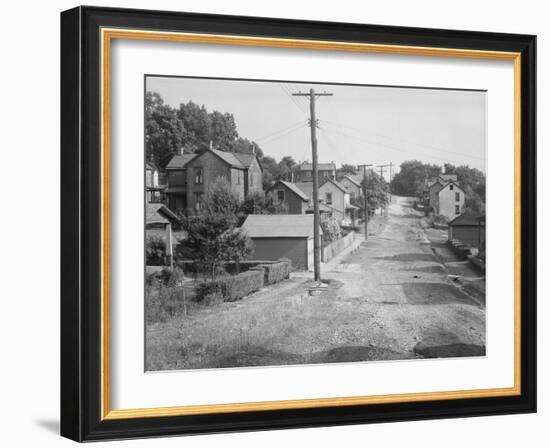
178,146,184,155
209,140,213,151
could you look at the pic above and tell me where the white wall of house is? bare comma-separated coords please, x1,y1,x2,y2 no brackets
437,183,465,220
319,182,346,223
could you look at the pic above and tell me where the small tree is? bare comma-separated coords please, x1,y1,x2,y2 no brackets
321,217,342,244
176,178,252,279
145,235,166,266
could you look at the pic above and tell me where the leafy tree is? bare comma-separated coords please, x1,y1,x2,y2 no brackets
278,156,297,181
231,137,264,158
260,156,280,190
443,163,486,215
176,179,251,278
145,92,185,170
321,217,342,244
352,170,388,216
336,164,358,179
390,160,441,197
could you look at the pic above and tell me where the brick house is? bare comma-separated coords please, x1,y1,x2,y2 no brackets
164,148,263,215
293,161,336,183
266,180,309,214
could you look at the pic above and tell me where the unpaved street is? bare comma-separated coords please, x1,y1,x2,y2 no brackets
146,196,485,370
326,196,485,357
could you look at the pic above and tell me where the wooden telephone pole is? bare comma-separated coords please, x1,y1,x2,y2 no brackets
292,88,333,282
358,164,373,239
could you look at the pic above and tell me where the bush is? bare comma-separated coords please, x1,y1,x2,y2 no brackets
159,267,185,287
146,235,167,266
196,269,264,303
256,260,291,285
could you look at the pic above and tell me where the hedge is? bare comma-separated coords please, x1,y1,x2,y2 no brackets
196,269,265,302
255,259,291,285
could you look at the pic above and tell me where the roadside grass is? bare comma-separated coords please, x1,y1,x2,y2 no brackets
145,278,409,371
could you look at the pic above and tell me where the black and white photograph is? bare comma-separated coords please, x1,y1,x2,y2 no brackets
144,76,487,371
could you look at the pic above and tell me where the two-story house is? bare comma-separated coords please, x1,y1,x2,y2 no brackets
293,161,336,183
164,147,263,215
318,178,355,225
434,181,465,220
338,174,362,202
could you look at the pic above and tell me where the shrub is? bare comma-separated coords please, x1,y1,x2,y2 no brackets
196,269,264,303
146,235,166,266
159,267,185,287
256,260,291,285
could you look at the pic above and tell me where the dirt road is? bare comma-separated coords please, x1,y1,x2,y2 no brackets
146,196,485,370
327,196,485,358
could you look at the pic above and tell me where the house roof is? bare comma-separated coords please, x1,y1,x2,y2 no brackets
320,178,349,193
233,153,263,171
268,180,309,201
341,174,362,188
296,162,336,172
449,213,485,227
145,161,158,172
241,214,322,238
166,153,197,170
210,149,245,168
146,203,179,225
439,181,464,193
294,182,314,199
440,173,458,182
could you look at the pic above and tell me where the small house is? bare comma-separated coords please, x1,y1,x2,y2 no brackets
338,174,362,201
241,214,323,271
266,180,309,214
448,214,486,251
145,203,180,267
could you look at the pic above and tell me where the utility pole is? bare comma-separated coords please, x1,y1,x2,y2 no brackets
358,164,373,239
389,162,394,203
293,88,333,282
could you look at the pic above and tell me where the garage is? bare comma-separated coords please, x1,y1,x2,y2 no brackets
241,214,322,271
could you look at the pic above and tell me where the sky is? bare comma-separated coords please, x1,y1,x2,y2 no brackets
146,76,487,178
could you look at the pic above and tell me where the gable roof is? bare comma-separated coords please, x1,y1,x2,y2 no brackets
294,182,314,199
268,180,309,201
296,162,336,172
233,153,263,171
208,149,244,168
145,161,158,172
241,214,322,238
166,153,197,170
449,213,485,227
320,178,349,193
146,203,180,225
341,174,362,187
439,181,464,193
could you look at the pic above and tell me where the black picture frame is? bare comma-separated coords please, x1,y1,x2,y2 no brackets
61,5,536,442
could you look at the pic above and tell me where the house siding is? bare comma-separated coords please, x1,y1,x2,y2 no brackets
437,184,465,220
266,183,307,214
185,151,245,213
294,169,334,183
339,177,361,200
319,181,348,223
245,157,263,197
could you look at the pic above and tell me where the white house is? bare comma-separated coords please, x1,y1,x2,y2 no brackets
318,179,354,225
434,181,465,220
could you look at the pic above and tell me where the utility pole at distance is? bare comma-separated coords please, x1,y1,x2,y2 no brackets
358,164,373,240
293,88,333,282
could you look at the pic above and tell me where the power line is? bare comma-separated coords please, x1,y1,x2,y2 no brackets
321,119,485,162
255,120,307,144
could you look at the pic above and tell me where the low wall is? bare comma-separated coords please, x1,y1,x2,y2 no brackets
323,232,356,262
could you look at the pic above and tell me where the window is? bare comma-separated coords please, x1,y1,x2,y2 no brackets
194,192,204,211
455,192,460,202
194,168,203,184
277,190,285,203
325,192,333,205
455,205,460,215
449,184,454,191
